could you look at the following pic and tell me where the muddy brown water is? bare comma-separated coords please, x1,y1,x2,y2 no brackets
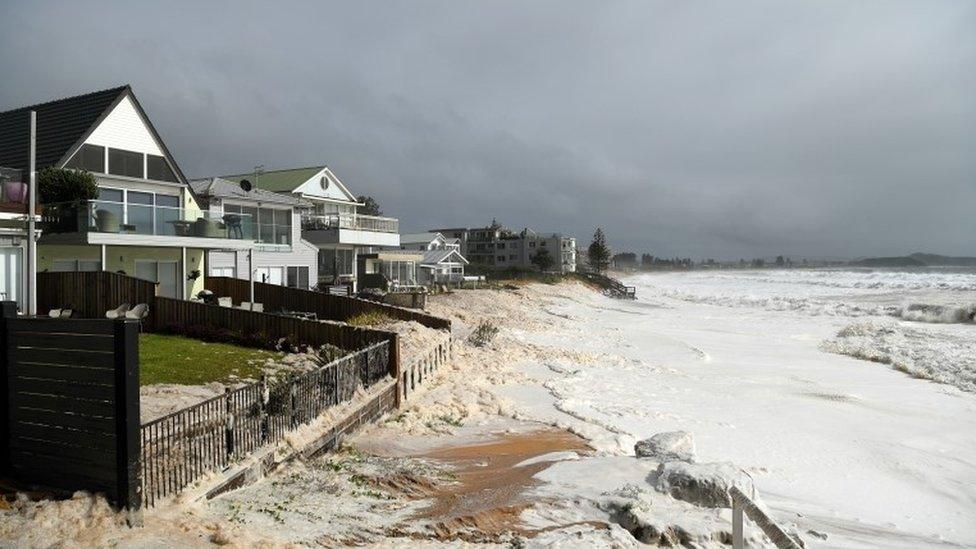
411,429,594,538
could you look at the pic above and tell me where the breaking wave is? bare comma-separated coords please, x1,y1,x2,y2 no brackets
893,303,976,325
821,321,976,393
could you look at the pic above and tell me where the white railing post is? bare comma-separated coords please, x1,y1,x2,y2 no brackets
733,498,744,549
728,486,802,549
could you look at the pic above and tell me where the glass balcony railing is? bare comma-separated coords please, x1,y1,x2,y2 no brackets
41,200,254,240
301,212,399,234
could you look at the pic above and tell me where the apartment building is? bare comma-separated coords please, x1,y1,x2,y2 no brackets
431,223,577,273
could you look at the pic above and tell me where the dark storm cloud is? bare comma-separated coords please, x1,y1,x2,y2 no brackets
2,0,973,259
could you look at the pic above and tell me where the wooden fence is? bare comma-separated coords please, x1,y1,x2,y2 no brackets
0,313,141,517
140,340,391,507
35,271,402,377
205,276,451,331
37,271,157,318
150,296,397,357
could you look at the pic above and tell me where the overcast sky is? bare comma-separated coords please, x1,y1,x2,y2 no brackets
1,1,973,259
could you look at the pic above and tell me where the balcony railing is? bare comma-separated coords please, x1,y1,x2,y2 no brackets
301,212,398,234
41,200,254,240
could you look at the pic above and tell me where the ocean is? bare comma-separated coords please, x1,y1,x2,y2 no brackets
513,267,976,547
639,267,976,393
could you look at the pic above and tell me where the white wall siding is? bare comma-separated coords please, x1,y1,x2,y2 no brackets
294,168,357,202
85,96,165,156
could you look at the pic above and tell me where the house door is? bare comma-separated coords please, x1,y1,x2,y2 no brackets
0,247,23,310
136,260,180,298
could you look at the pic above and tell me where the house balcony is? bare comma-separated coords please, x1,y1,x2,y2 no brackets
301,213,400,247
39,200,255,250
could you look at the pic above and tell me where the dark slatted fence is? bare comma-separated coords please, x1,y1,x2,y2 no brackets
0,313,140,516
205,276,451,331
37,271,157,318
149,297,399,373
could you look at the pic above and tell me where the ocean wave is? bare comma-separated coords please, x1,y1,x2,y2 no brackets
821,321,976,393
893,303,976,325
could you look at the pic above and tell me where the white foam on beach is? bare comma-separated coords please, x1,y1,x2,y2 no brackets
512,270,976,548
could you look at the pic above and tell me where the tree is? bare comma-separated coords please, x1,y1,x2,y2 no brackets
356,195,382,216
612,252,637,269
587,227,611,272
38,167,98,204
531,247,554,272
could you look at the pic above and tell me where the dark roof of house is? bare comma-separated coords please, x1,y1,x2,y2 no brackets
189,177,312,207
222,166,326,192
422,248,469,265
0,85,128,174
0,85,190,188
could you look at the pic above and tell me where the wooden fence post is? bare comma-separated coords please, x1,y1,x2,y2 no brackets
391,335,404,408
113,319,142,525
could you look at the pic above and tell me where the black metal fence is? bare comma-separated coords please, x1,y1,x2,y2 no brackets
139,340,390,507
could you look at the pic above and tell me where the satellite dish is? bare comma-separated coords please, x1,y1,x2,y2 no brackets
239,179,252,192
320,176,330,190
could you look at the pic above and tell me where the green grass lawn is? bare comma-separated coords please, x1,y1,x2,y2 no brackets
139,334,283,386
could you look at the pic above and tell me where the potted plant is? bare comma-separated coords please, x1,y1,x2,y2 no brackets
38,168,99,233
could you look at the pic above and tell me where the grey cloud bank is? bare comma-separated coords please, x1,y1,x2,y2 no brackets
1,0,973,260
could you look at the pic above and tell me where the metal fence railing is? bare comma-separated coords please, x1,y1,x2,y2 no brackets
139,340,390,507
301,212,399,234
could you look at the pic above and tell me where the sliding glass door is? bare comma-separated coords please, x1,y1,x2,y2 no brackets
136,260,180,298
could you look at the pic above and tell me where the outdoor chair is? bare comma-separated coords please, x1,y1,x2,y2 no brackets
48,308,61,318
106,303,131,319
126,303,149,320
223,214,244,238
218,296,233,307
59,309,73,318
125,303,149,332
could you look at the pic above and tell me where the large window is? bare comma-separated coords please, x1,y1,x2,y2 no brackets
64,144,105,173
108,148,144,178
382,261,415,284
318,249,354,279
287,266,310,289
147,154,177,182
224,204,290,246
95,188,181,235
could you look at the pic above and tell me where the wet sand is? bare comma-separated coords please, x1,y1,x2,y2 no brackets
415,429,592,538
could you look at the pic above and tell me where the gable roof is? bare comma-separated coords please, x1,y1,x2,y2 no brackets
0,84,190,186
222,166,326,193
422,249,469,266
0,85,126,174
189,177,311,207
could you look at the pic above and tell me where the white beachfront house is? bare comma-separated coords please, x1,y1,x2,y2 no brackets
190,178,318,288
418,247,468,284
0,85,254,305
221,166,398,291
357,232,468,288
399,232,468,284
